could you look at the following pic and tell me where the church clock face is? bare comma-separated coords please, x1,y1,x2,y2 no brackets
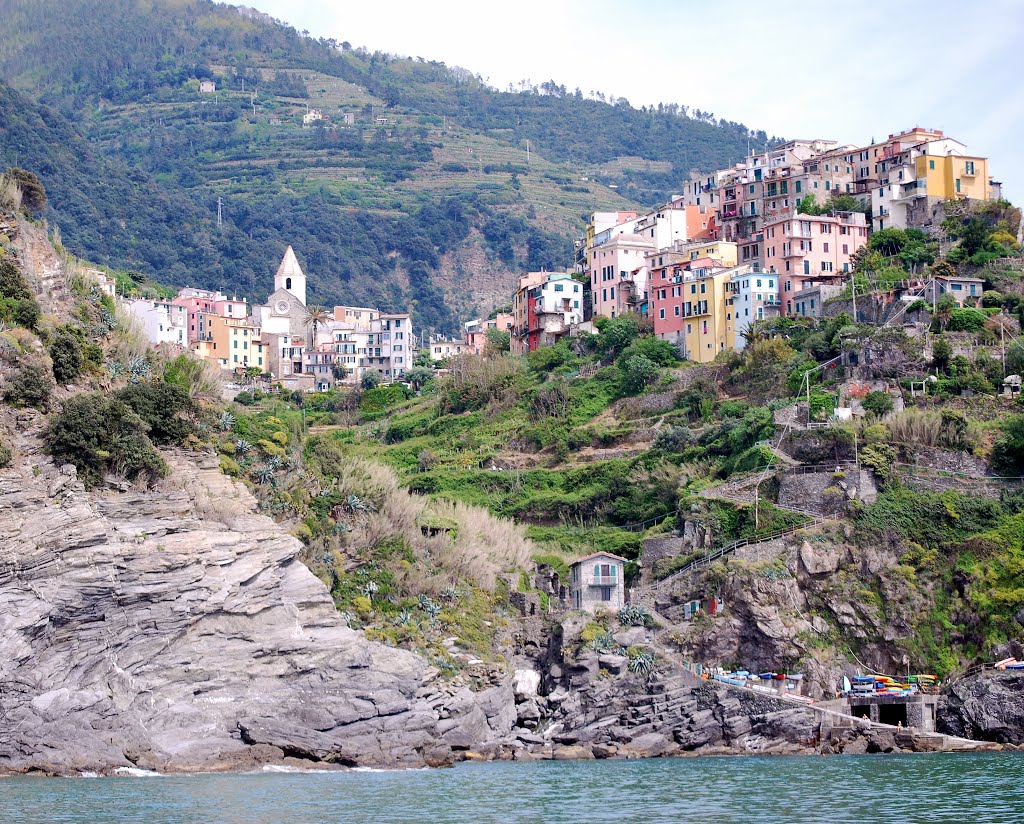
275,299,290,315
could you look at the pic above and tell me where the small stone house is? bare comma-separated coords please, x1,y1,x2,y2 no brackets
568,552,626,613
199,80,216,94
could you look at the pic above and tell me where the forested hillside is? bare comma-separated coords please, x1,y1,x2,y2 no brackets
0,0,773,328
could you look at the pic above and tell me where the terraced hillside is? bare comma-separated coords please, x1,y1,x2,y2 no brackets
0,0,768,327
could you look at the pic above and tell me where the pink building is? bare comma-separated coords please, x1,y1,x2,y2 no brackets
762,210,868,314
589,232,655,319
465,312,514,354
172,288,247,344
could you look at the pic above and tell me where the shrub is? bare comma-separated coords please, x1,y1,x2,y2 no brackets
620,336,679,367
0,441,11,467
44,392,168,487
947,308,988,333
49,327,84,384
115,382,195,444
12,298,40,329
0,259,31,300
3,362,52,408
618,353,658,395
992,415,1024,474
438,355,525,414
862,390,894,417
598,315,639,356
860,443,898,479
5,168,47,214
361,370,382,390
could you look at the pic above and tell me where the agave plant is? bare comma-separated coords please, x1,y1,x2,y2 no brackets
418,595,442,624
250,466,275,485
618,604,652,628
128,356,151,384
101,310,118,331
234,438,252,455
361,581,380,601
346,494,374,513
218,411,236,431
106,360,124,379
591,632,615,653
627,648,656,677
440,584,460,601
264,456,282,472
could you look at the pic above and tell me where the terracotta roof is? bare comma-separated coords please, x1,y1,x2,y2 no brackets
570,551,628,566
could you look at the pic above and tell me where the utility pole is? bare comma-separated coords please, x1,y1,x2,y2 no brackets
217,197,223,228
851,273,857,322
526,139,530,165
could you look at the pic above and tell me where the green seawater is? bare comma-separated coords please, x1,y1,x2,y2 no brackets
1,753,1021,823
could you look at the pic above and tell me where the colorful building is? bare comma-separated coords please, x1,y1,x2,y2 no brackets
172,288,247,344
761,210,868,314
191,314,265,371
588,232,655,319
126,299,188,347
731,269,780,349
511,272,583,354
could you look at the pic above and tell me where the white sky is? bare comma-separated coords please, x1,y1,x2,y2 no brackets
247,0,1023,203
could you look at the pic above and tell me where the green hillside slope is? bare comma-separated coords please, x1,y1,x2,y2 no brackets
0,0,771,327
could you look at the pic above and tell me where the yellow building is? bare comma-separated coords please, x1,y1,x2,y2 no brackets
665,239,738,267
915,153,991,200
680,266,737,364
192,314,266,371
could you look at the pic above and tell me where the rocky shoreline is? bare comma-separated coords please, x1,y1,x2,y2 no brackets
0,439,1015,777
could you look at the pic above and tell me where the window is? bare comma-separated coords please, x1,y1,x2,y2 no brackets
929,159,935,170
601,587,612,602
795,180,802,194
659,308,665,319
803,261,810,274
554,284,564,292
965,161,975,174
956,178,961,193
823,243,829,253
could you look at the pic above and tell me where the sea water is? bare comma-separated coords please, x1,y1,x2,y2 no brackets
1,752,1021,823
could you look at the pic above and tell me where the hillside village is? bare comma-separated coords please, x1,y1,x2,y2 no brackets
2,108,1024,769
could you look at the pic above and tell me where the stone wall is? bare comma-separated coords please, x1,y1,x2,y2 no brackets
777,469,876,515
899,471,1024,499
902,445,989,477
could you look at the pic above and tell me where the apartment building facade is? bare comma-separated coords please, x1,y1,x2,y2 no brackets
762,210,868,314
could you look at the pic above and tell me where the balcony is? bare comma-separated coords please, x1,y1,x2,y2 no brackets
588,576,619,586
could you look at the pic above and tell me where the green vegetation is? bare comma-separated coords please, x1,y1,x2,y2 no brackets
855,486,1024,670
0,0,774,330
44,392,170,487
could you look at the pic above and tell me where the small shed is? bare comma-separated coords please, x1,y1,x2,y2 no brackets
199,80,216,94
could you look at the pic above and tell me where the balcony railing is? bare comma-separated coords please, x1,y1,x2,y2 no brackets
588,575,619,586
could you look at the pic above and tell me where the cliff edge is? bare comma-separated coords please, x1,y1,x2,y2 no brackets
0,425,488,774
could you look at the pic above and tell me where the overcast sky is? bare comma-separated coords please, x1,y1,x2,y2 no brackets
248,0,1023,203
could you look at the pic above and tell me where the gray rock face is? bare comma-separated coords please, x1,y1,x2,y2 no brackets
938,672,1024,744
0,451,461,774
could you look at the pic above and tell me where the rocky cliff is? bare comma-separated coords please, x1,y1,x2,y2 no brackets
0,423,515,774
938,671,1024,745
